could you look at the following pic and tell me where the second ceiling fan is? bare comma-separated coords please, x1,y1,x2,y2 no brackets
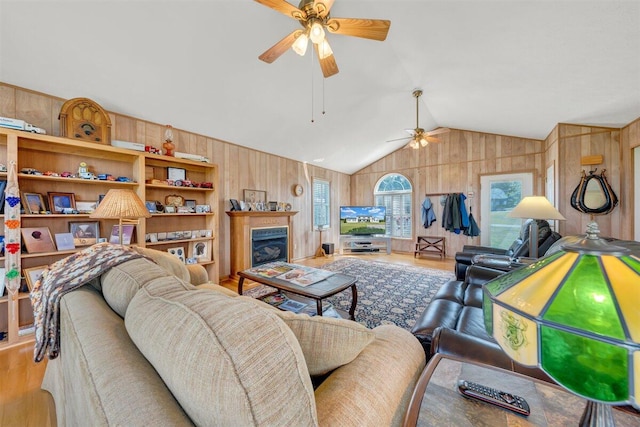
388,90,449,149
255,0,391,78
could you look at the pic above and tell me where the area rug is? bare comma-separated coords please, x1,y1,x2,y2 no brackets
243,258,454,331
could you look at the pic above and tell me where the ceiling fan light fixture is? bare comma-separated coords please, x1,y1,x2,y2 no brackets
410,139,420,149
309,21,325,44
318,39,333,59
419,137,428,147
292,32,309,56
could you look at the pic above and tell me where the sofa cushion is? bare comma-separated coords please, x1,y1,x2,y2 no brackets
235,295,375,375
101,257,191,318
125,278,318,426
130,246,191,282
272,308,375,375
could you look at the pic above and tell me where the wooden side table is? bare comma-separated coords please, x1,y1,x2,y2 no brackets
414,236,446,259
403,354,640,426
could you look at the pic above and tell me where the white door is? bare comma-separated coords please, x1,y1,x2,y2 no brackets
480,173,534,248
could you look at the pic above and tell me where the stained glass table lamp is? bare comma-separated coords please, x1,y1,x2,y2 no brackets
483,222,639,426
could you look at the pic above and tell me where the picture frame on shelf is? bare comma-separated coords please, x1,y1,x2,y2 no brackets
69,221,100,246
185,199,196,212
21,227,57,253
48,192,76,214
167,167,186,181
75,201,97,214
145,201,157,213
110,225,135,245
243,189,267,204
229,199,241,211
167,247,186,263
189,240,211,262
196,204,211,213
22,192,47,214
54,232,76,251
23,266,48,292
164,206,176,214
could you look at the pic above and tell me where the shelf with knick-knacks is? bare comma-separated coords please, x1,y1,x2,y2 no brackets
0,127,219,350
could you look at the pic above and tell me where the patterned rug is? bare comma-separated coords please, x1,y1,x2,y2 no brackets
244,258,454,330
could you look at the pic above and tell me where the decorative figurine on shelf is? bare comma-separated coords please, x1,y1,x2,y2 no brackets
163,124,175,156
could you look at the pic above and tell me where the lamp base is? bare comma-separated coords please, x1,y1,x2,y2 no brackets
579,401,615,427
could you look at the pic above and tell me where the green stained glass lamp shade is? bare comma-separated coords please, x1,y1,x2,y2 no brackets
483,223,640,425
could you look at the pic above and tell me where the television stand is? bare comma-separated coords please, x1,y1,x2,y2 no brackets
340,235,391,255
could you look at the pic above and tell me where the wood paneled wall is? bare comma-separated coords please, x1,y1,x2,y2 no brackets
550,124,623,238
3,82,638,270
0,82,351,281
352,129,545,256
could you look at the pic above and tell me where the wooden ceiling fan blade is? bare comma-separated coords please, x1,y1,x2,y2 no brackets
259,30,302,63
326,18,391,41
254,0,307,20
314,43,339,78
386,136,412,143
425,136,441,143
313,0,335,18
426,127,450,136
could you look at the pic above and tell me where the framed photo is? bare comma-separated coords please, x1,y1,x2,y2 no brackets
243,189,267,204
75,201,96,213
196,204,211,213
21,227,57,253
22,192,47,214
110,225,135,245
69,221,100,246
55,232,76,250
189,240,211,262
167,167,186,181
230,199,241,211
145,201,157,213
48,192,76,213
268,201,278,211
167,247,186,263
24,265,48,292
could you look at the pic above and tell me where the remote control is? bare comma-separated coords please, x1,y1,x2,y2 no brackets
457,380,530,416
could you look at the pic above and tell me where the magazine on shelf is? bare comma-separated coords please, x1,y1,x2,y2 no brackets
278,299,308,313
248,262,334,286
260,292,287,306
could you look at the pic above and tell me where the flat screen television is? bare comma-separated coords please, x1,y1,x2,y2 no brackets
340,206,387,236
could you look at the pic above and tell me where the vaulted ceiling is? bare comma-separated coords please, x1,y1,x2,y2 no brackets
1,1,639,174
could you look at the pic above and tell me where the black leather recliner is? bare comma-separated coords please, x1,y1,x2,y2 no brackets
454,219,561,280
411,264,553,382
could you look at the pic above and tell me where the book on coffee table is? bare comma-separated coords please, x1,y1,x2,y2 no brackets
248,262,335,287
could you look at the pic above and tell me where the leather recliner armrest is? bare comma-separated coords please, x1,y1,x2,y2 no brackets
430,327,554,383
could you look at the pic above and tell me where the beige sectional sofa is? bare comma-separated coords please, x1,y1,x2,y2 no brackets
41,247,426,426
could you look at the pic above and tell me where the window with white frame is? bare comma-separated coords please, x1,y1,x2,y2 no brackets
313,178,330,229
374,173,412,238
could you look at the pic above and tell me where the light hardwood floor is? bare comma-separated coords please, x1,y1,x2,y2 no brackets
1,252,454,426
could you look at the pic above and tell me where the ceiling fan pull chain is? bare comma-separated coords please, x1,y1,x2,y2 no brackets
322,76,326,115
311,48,315,123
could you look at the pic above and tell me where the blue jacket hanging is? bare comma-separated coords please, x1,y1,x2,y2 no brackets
421,197,437,228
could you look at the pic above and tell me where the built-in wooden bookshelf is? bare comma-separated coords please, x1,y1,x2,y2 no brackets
0,128,219,350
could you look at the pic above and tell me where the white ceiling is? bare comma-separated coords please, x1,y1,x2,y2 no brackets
1,1,639,174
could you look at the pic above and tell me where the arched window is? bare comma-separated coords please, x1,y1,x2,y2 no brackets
374,173,412,238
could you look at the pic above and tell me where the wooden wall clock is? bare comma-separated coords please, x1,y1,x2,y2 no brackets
59,97,112,145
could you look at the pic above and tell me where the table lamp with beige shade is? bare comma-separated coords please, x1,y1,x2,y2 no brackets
508,196,566,258
90,189,150,245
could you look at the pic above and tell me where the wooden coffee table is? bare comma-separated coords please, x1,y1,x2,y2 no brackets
237,266,358,320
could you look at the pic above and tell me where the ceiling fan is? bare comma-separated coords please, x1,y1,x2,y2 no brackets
255,0,391,78
387,90,450,149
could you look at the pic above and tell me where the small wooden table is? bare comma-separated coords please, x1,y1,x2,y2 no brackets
238,266,358,320
403,354,640,426
414,236,446,259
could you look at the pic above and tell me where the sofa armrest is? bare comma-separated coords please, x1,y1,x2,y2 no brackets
186,264,209,285
314,325,426,427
